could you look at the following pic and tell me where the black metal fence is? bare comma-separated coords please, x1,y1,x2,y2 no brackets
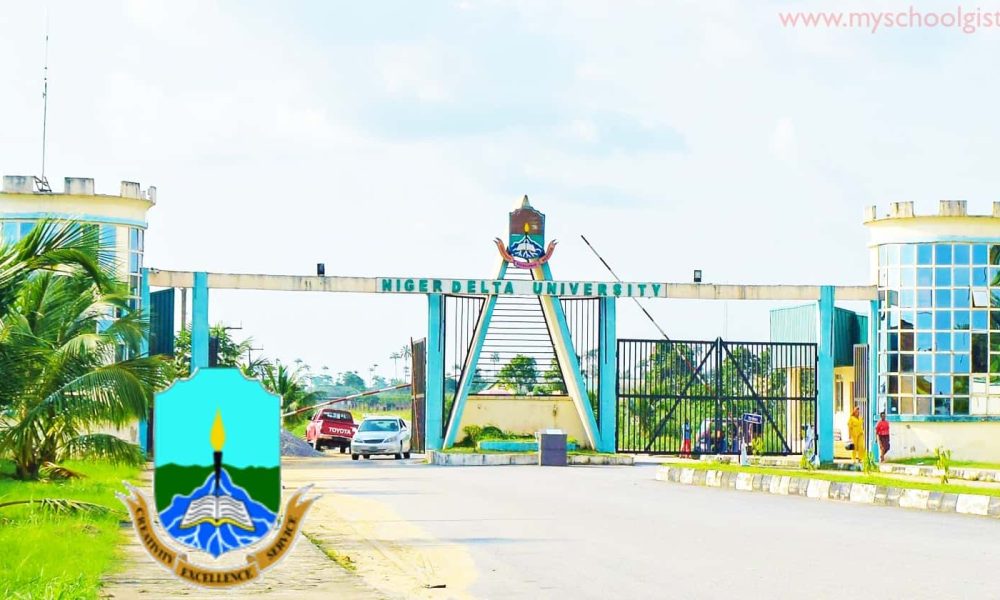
617,338,817,455
442,294,485,437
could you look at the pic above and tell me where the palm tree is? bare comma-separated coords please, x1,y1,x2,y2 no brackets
0,223,172,479
259,362,321,421
390,352,401,381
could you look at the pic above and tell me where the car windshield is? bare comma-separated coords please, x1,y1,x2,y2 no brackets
358,419,399,433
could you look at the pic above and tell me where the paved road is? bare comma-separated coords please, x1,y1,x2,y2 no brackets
314,457,1000,599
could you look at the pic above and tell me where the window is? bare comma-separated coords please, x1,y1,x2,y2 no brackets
878,242,1000,420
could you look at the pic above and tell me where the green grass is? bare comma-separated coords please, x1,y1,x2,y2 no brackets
662,460,1000,498
0,459,141,599
438,447,531,454
288,420,308,439
889,457,1000,471
303,532,356,572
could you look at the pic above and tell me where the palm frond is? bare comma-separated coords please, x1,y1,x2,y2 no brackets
62,433,144,466
0,497,113,515
39,461,87,479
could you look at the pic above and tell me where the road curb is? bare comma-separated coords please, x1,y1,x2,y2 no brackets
879,463,1000,483
428,451,634,466
655,466,1000,518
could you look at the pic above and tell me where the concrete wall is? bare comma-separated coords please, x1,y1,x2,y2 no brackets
0,184,154,227
889,421,1000,462
456,395,591,447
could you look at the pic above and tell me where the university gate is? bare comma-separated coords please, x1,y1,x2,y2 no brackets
141,197,876,463
616,338,818,455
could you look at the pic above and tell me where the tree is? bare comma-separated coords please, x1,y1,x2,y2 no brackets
337,371,365,391
260,362,322,422
497,354,538,395
540,358,566,394
390,352,401,381
172,324,252,374
0,223,173,479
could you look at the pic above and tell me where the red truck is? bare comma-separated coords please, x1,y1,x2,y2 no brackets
304,408,358,452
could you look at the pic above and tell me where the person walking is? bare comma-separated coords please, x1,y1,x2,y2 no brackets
848,406,866,465
680,420,692,458
876,411,891,461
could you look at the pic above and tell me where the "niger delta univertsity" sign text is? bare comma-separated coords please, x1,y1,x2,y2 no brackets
377,277,668,298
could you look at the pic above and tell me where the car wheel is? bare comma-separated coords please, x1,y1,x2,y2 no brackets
403,451,411,459
351,453,359,461
339,445,346,454
310,438,320,451
363,454,370,459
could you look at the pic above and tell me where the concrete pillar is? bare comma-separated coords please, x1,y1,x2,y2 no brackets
191,272,209,374
425,294,445,451
138,268,150,454
598,297,617,453
869,298,880,462
818,286,835,463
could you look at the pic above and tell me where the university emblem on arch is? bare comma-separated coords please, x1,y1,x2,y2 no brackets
495,196,558,268
117,368,318,588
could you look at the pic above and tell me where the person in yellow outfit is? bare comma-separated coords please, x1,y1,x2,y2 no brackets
848,406,866,464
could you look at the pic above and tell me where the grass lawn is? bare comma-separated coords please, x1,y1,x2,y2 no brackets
663,460,1000,498
889,457,1000,471
0,459,141,599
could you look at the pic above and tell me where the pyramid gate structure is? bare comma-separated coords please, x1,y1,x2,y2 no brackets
433,197,616,451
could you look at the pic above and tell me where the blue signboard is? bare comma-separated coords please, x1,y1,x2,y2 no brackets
743,413,763,425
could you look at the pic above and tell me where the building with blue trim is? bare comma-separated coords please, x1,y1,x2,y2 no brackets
863,200,1000,460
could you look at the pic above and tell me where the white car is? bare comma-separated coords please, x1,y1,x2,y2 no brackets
351,417,411,460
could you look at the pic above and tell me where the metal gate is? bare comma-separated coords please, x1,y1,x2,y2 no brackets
617,338,817,455
410,337,426,453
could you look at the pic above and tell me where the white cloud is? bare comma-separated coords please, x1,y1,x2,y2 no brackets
375,44,452,102
769,118,798,164
4,1,1000,378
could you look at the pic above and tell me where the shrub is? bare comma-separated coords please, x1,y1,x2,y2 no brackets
935,447,952,484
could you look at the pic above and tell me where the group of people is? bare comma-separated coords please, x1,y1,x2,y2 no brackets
676,407,892,465
847,406,892,463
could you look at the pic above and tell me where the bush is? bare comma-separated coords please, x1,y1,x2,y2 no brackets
458,425,484,447
480,425,506,440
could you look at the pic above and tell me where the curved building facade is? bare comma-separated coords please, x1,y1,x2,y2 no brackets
0,175,155,313
865,200,1000,459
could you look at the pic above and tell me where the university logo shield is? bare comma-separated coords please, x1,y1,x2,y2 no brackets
118,368,317,588
494,196,558,268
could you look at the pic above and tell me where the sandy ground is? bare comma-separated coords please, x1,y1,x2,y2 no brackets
102,457,473,600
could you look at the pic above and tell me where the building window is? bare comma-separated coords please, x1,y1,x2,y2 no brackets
128,227,144,313
879,241,1000,418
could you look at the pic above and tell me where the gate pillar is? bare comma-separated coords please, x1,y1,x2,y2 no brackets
817,285,835,463
191,271,210,374
868,298,880,462
425,293,445,451
598,297,616,453
139,268,151,454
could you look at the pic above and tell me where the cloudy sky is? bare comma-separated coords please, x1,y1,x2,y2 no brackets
3,1,1000,382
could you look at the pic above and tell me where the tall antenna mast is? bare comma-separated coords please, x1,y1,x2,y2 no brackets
34,14,52,193
41,15,49,178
